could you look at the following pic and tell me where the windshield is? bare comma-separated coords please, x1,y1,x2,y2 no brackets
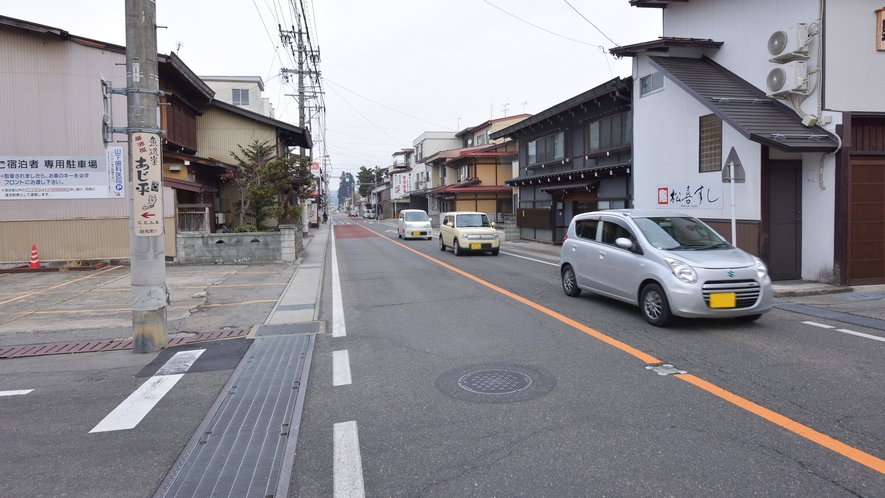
404,211,429,222
633,217,730,250
456,214,491,228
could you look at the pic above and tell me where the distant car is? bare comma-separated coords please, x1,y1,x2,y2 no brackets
348,211,358,217
438,211,499,256
559,209,773,327
398,209,432,240
364,212,376,220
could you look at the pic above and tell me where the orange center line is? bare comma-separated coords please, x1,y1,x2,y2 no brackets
361,224,885,476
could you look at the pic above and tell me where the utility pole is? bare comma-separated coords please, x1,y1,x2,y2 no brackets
126,0,168,353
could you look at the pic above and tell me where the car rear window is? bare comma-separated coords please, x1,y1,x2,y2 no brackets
574,219,598,240
404,211,429,222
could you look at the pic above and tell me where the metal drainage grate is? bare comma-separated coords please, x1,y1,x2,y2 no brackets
458,369,532,394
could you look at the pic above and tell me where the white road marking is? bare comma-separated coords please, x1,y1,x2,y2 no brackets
333,421,365,498
332,227,346,338
836,328,885,343
803,321,885,342
802,321,835,329
500,251,558,266
333,350,352,386
0,389,33,396
89,349,205,433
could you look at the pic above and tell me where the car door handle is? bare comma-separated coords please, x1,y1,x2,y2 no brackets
598,251,606,260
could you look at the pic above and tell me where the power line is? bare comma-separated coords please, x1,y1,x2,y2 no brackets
324,78,453,130
562,0,619,48
482,0,605,49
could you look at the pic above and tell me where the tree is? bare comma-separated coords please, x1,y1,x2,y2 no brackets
357,166,385,198
220,140,312,230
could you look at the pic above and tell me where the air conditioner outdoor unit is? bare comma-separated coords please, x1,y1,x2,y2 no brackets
766,61,808,97
768,23,809,62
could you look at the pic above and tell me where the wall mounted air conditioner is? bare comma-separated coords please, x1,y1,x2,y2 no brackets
768,23,809,63
766,61,808,97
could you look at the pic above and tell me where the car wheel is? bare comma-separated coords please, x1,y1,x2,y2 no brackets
641,283,673,327
453,239,462,256
561,265,581,297
491,248,499,256
735,314,762,322
439,236,446,251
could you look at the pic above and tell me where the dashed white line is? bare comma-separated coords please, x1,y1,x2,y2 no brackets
332,227,346,338
333,421,365,498
500,251,558,266
836,328,885,343
0,389,33,397
803,321,885,342
803,321,835,329
89,349,205,433
333,350,352,386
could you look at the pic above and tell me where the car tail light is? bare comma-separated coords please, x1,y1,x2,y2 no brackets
562,235,568,242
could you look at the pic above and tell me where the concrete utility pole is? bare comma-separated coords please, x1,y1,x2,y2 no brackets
126,0,168,353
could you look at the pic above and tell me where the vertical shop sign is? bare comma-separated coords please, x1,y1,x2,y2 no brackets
132,133,163,236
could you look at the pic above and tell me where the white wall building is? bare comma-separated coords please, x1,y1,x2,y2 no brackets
614,0,885,285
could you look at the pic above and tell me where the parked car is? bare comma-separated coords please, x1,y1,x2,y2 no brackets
559,209,773,327
438,211,500,256
398,209,432,240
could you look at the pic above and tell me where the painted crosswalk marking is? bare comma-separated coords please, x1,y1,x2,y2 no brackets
89,349,205,433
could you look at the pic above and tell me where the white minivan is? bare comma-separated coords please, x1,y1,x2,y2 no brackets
397,209,432,240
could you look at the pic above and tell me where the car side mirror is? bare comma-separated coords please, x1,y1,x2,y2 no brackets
446,222,453,227
615,237,634,250
490,222,496,228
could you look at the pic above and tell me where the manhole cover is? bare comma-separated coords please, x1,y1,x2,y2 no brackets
436,364,555,404
458,369,532,394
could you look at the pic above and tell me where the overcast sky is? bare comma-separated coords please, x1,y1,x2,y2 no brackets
3,1,662,190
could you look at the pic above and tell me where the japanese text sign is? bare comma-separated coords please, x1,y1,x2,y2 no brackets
656,183,723,208
132,133,164,237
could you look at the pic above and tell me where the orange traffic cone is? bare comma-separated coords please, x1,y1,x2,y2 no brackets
29,245,40,268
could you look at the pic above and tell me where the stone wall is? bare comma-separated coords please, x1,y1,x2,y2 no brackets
501,213,519,242
176,224,303,264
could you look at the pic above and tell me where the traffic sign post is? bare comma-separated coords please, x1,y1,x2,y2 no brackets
722,147,746,246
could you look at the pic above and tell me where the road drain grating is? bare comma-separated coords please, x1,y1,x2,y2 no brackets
437,364,555,404
0,329,251,359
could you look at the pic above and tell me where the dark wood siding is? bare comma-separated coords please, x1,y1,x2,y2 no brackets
852,119,885,152
703,219,761,257
849,156,885,285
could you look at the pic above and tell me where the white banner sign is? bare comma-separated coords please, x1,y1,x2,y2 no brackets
132,133,164,237
0,152,122,199
656,182,723,208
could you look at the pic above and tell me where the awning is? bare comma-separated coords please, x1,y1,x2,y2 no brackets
648,56,839,153
507,162,631,186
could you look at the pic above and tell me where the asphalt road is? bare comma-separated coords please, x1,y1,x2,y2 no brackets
2,218,884,497
290,218,885,497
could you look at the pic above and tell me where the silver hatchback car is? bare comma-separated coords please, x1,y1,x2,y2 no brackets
559,209,773,327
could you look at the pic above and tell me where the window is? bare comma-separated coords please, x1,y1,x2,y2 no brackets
640,72,664,96
528,131,564,165
699,114,722,172
232,89,250,106
586,111,632,153
575,219,598,240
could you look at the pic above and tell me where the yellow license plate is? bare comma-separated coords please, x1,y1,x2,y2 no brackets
412,231,421,236
709,292,736,308
470,243,482,250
